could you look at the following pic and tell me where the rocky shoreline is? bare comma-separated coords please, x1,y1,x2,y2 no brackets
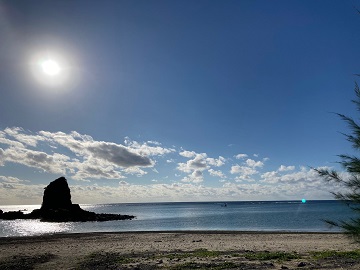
0,205,135,222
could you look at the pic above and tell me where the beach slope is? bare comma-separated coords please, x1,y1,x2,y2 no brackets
0,232,359,269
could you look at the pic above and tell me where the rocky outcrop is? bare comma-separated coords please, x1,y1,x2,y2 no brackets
0,177,135,222
41,177,72,210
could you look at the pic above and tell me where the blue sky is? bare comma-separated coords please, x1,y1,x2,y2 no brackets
1,0,360,204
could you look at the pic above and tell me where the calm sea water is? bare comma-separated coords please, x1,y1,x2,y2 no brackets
0,200,356,237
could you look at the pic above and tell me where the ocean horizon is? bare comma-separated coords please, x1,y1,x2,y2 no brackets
0,200,355,237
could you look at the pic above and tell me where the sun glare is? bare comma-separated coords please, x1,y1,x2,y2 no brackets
30,51,72,88
41,59,61,76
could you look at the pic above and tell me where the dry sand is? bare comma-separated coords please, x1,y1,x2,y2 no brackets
0,231,359,269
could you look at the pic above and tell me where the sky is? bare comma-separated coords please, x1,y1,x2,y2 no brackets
1,0,360,205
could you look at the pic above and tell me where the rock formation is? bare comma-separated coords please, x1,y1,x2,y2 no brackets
0,177,135,222
41,177,72,210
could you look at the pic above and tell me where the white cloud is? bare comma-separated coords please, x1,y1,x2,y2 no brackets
206,156,226,167
261,171,278,179
1,147,69,174
179,150,197,158
0,173,344,205
147,140,162,146
177,153,209,173
235,154,248,159
0,148,4,166
278,165,295,172
231,165,257,176
208,169,226,179
4,127,45,147
123,167,147,177
181,170,204,183
245,159,264,168
0,127,349,204
0,136,25,148
0,128,177,181
0,175,28,183
260,167,339,187
125,138,176,156
177,151,226,183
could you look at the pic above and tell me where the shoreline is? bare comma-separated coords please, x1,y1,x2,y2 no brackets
0,230,344,241
1,231,359,269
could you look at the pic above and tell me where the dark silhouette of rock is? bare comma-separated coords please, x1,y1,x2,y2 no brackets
1,210,24,220
41,177,72,210
0,177,135,222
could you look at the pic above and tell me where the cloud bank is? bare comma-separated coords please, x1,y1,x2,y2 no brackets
0,127,344,204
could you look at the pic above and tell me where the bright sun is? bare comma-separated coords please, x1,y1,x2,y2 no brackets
41,59,61,76
30,51,72,88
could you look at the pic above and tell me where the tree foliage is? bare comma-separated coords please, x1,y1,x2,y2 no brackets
315,82,360,241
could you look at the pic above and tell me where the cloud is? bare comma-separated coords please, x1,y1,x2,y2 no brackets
230,158,264,180
229,156,269,182
119,180,129,185
177,153,208,173
4,127,45,147
231,164,257,177
0,170,344,205
245,159,264,168
206,156,226,167
0,148,4,166
0,128,176,181
179,150,197,158
71,160,124,181
123,167,147,177
181,170,204,183
2,182,15,189
0,175,28,183
208,169,226,179
177,151,226,183
125,138,176,156
235,154,248,159
40,131,154,168
278,165,295,172
260,166,342,187
86,142,152,167
1,147,69,174
0,127,349,204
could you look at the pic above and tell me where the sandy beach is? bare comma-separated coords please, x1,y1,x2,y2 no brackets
0,231,359,269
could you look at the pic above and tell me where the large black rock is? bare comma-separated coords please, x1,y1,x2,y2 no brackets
0,177,135,222
41,177,72,210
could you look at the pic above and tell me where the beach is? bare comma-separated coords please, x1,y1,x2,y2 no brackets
0,232,359,269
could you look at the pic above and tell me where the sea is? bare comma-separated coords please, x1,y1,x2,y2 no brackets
0,200,356,237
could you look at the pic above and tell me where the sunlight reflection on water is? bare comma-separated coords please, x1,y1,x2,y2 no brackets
0,220,73,237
